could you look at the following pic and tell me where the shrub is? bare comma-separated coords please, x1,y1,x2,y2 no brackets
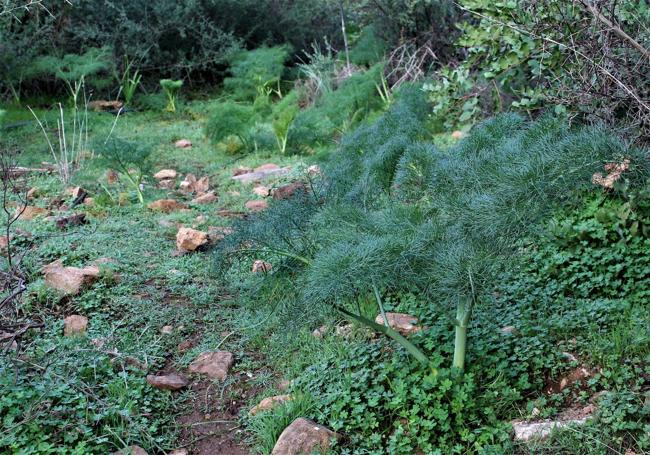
96,137,153,205
348,25,387,67
159,79,183,113
223,46,291,101
205,101,256,151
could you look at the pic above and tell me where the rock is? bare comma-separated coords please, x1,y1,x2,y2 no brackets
255,163,280,173
191,191,217,204
55,213,87,230
545,367,592,394
174,139,192,148
233,167,253,176
70,186,88,201
195,215,207,224
154,169,178,180
252,260,272,273
64,315,88,336
168,450,188,455
272,182,306,200
44,260,100,295
307,165,321,176
232,167,290,184
176,227,208,252
148,199,188,213
592,159,630,189
207,226,234,244
84,197,95,207
512,418,589,442
217,209,246,219
335,324,355,338
27,187,40,199
16,206,48,220
0,236,10,255
146,373,189,391
500,325,517,335
375,313,422,336
188,351,234,380
253,185,270,197
451,130,465,140
271,418,339,455
312,326,328,339
249,394,294,416
106,169,119,183
0,331,18,352
179,174,209,193
277,379,292,391
89,100,123,112
158,218,182,229
177,340,193,353
158,179,176,189
245,200,268,212
161,325,173,335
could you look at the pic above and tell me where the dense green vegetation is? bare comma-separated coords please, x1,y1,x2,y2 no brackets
1,0,649,454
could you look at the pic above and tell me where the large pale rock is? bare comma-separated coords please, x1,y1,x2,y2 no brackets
191,191,217,204
64,315,88,336
179,174,209,193
174,139,192,148
375,313,422,336
249,394,293,416
272,182,306,200
512,418,588,441
188,351,233,380
146,373,189,391
16,206,48,220
176,227,208,251
44,260,100,295
271,418,339,455
232,167,290,184
245,200,268,212
154,169,177,180
253,186,270,197
148,199,188,213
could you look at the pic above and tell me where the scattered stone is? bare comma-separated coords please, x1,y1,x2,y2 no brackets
217,209,246,219
69,186,88,201
249,394,294,416
232,166,290,184
272,182,306,200
177,340,193,353
255,163,280,173
146,373,189,391
252,260,272,273
84,197,95,207
312,326,328,339
43,260,100,295
562,352,579,363
89,100,123,112
176,227,208,252
253,185,270,197
168,450,188,455
191,191,217,204
64,315,88,336
158,218,182,229
154,169,178,180
545,367,592,394
195,215,207,224
451,130,465,140
161,325,173,335
16,206,48,220
245,200,268,212
106,169,119,183
207,226,234,244
0,331,19,351
158,179,176,189
374,312,422,336
277,379,292,391
27,187,40,199
148,199,188,213
592,159,630,189
0,236,10,255
500,325,517,335
512,417,590,442
188,351,234,380
55,213,87,230
271,418,340,455
335,324,355,338
179,174,209,193
306,165,321,176
174,139,192,148
233,166,253,176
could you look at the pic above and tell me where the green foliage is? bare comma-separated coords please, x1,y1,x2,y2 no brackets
348,25,387,67
120,61,142,106
159,79,183,113
205,101,256,151
96,137,153,204
224,46,291,101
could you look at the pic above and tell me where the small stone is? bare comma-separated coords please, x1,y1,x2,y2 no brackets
16,206,48,220
255,163,280,173
191,191,217,204
43,260,101,295
335,324,354,338
451,130,465,140
64,315,88,336
277,379,292,391
500,325,517,335
217,209,246,219
180,174,209,193
312,326,328,339
148,199,188,213
207,226,234,244
176,227,208,251
70,186,88,201
272,182,306,200
89,100,123,112
168,450,188,455
0,236,10,255
27,187,40,199
233,167,253,176
374,313,422,336
161,325,173,335
188,351,234,380
106,170,119,183
55,213,87,230
271,418,340,455
146,373,189,391
512,418,588,441
307,165,321,176
195,215,207,224
84,197,95,207
252,260,272,273
253,186,270,197
174,139,192,148
154,169,178,180
245,200,268,212
112,445,147,455
249,394,293,416
177,340,193,353
158,179,176,189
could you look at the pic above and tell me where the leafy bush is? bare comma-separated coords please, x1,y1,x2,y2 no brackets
205,101,256,152
159,79,183,113
96,137,153,205
224,46,291,101
348,26,387,67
